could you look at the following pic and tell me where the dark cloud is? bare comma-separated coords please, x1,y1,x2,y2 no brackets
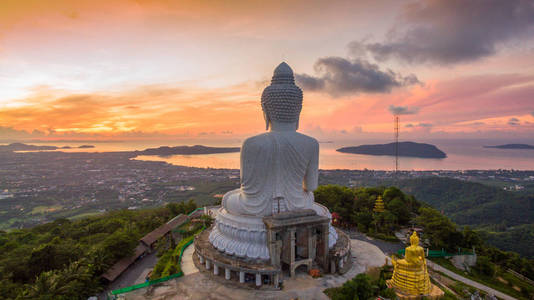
405,123,432,128
417,123,433,127
388,105,419,115
508,117,520,126
295,57,420,96
295,74,324,91
531,112,534,117
349,0,534,64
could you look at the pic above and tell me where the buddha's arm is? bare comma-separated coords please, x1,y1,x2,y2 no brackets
303,141,319,192
239,139,256,186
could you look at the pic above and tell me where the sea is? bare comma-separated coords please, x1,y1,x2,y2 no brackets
11,138,534,171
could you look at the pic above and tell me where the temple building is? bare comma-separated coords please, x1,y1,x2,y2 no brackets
193,62,351,288
388,231,444,299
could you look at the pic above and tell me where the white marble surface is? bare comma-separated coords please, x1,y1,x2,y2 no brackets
209,62,337,260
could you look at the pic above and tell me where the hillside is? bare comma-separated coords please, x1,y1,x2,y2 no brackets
337,141,447,158
484,144,534,150
135,145,240,156
396,177,534,257
397,177,534,226
0,201,197,299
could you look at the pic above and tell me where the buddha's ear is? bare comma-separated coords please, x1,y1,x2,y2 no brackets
295,116,300,131
263,111,270,130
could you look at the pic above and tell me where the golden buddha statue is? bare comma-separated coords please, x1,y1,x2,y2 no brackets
388,231,434,297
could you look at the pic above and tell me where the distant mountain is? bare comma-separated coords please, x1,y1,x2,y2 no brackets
0,143,96,152
397,177,534,227
0,143,58,152
136,145,240,156
484,144,534,150
337,141,446,158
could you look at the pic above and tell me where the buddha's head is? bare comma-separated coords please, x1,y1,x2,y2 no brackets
410,231,420,246
261,62,303,131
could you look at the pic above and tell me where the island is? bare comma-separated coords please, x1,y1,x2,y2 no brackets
0,143,59,152
134,145,240,156
484,144,534,150
337,141,447,158
0,143,97,152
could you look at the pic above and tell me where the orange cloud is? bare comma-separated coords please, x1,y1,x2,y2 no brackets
2,71,534,142
0,83,266,138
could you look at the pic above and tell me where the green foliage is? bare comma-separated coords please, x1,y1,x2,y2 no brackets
473,256,495,277
396,177,534,257
0,203,189,300
166,199,197,216
314,185,418,236
397,177,534,227
325,266,394,300
315,183,534,283
479,224,534,258
151,225,204,280
416,207,467,251
326,273,374,300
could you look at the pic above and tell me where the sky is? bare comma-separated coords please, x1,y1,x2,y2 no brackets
1,0,534,142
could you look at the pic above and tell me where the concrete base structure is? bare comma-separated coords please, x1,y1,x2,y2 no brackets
194,211,351,289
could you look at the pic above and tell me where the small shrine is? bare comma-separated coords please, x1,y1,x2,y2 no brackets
387,231,444,299
373,196,385,213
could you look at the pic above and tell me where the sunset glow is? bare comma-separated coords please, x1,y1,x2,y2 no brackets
1,0,534,142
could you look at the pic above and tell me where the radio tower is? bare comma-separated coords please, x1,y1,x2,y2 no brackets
394,115,399,173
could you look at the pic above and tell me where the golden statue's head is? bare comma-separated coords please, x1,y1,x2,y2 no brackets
410,231,420,246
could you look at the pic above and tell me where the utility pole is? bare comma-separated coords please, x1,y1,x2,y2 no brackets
394,115,399,174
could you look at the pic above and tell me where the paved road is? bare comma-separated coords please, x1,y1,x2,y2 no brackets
347,229,518,300
427,260,517,300
343,229,404,255
101,251,158,298
181,243,199,275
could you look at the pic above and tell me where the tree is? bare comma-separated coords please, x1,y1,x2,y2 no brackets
329,273,375,300
474,256,495,277
314,185,356,223
101,230,138,262
387,198,410,224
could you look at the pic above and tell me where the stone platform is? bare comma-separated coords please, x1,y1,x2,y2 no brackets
194,228,281,289
386,280,444,300
124,237,388,300
194,224,351,289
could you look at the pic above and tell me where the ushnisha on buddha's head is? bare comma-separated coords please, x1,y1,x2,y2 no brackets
261,62,303,131
410,231,420,246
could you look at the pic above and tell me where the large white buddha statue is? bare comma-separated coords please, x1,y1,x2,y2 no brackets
209,62,337,260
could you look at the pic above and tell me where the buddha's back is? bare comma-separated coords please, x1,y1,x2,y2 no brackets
235,130,318,216
209,62,338,260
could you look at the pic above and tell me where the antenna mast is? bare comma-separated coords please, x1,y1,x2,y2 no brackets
395,115,399,173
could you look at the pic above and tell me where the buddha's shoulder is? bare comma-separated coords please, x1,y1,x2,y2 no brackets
243,132,318,148
242,134,270,148
294,132,319,147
